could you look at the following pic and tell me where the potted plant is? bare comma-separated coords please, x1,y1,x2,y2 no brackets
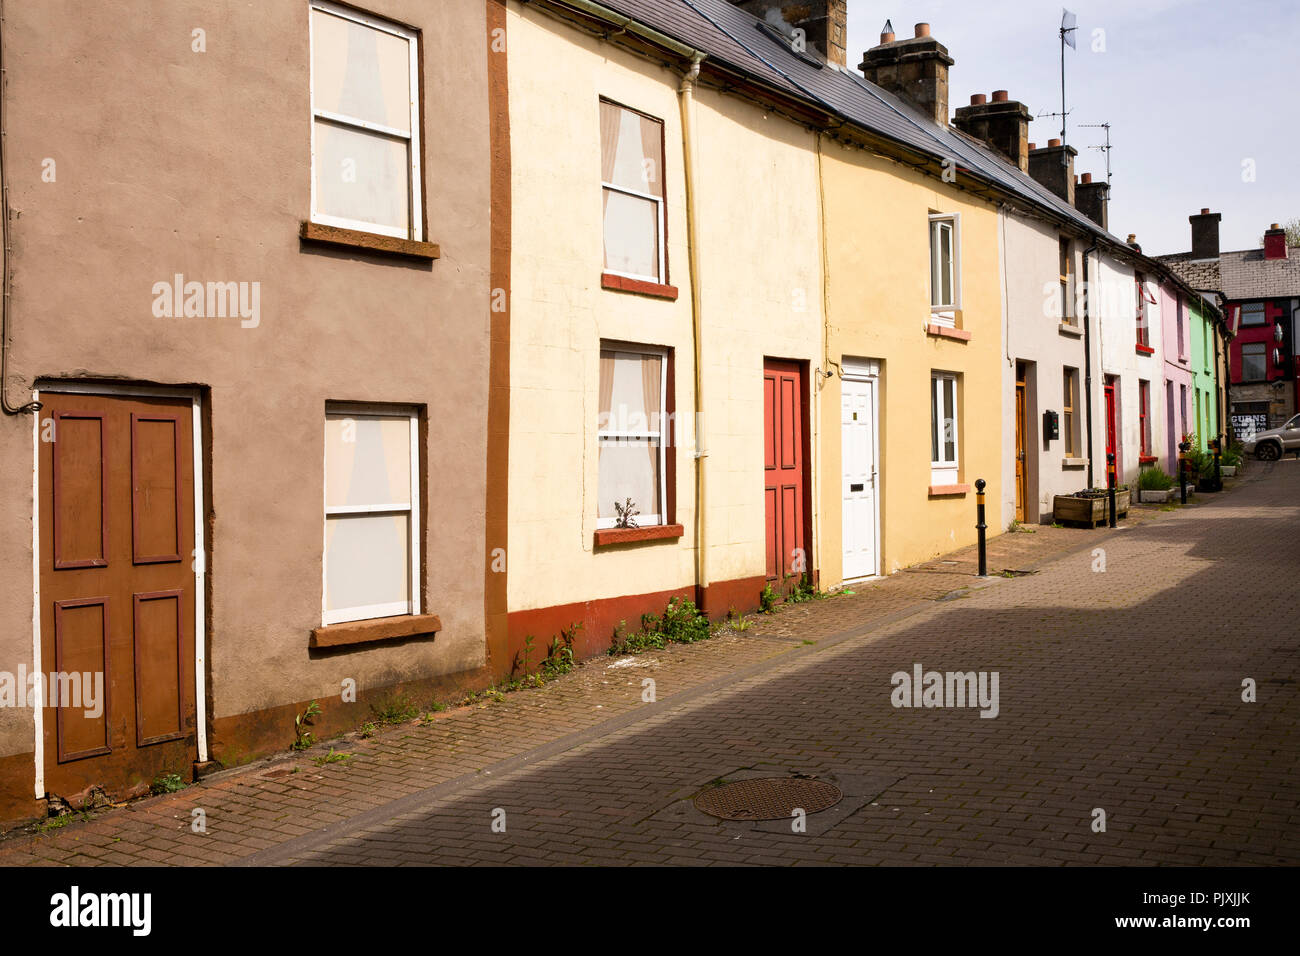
1219,441,1243,478
1052,484,1130,527
1135,466,1175,503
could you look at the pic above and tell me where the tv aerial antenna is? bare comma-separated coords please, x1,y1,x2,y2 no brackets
1080,122,1113,187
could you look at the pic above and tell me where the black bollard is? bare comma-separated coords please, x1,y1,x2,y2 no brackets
1107,452,1116,528
1178,440,1189,505
1212,437,1222,491
975,478,987,578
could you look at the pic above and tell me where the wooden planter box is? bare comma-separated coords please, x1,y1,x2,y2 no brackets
1053,490,1130,527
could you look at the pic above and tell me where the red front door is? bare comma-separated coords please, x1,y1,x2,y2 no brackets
1104,376,1118,477
763,359,807,585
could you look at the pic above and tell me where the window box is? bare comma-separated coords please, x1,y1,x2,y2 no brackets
1052,490,1130,527
594,523,684,547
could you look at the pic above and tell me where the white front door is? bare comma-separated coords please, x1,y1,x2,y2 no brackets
841,375,879,579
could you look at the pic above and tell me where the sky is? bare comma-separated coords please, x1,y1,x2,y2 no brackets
843,0,1300,255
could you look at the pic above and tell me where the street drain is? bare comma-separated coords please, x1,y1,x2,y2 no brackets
693,777,843,821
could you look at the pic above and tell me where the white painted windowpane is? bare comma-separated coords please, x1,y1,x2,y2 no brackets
603,189,659,279
597,438,661,520
325,415,411,508
324,513,409,612
314,120,411,233
312,9,411,132
930,380,940,461
943,379,956,462
940,224,953,306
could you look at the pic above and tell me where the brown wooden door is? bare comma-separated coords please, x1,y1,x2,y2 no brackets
763,360,807,585
1014,376,1026,523
39,392,196,803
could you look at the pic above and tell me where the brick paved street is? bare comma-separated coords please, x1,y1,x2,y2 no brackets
3,462,1296,866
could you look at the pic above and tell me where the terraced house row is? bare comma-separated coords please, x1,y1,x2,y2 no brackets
0,0,1228,823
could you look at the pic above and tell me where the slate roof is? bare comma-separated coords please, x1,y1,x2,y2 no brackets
555,0,1222,320
1158,246,1300,303
595,0,1121,242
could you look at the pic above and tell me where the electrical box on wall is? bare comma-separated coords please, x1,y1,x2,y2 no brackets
1043,409,1059,442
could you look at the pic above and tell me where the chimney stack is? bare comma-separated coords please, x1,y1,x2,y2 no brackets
859,21,955,126
1189,208,1221,260
954,89,1032,172
731,1,848,67
1027,139,1077,205
1264,222,1289,260
1074,171,1110,229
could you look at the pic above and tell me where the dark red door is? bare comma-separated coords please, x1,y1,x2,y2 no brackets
763,360,807,584
1104,376,1118,476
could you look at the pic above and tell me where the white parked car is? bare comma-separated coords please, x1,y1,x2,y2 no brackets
1245,414,1300,460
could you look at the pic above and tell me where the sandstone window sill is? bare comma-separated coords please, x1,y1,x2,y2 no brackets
594,523,685,547
926,323,971,342
311,613,442,649
928,483,970,497
1058,322,1083,337
601,273,679,300
1062,457,1088,469
300,221,441,261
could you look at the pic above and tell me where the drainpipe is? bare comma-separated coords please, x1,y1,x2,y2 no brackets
678,52,709,608
1082,241,1099,488
0,0,40,416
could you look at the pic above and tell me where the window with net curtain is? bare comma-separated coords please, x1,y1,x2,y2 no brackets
600,100,665,283
310,2,421,240
323,409,419,624
597,347,667,528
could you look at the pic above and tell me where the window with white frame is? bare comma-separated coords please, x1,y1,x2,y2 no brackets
930,372,959,485
600,100,666,284
597,346,668,528
323,406,420,624
309,1,422,240
1241,342,1267,381
929,214,960,322
1240,302,1266,326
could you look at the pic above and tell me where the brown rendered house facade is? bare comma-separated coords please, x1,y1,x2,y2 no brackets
0,0,512,823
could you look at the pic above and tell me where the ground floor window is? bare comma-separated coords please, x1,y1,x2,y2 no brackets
1062,366,1079,457
1139,380,1151,457
930,372,959,484
323,405,420,625
597,345,668,528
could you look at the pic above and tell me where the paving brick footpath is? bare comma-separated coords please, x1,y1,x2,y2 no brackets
2,461,1295,866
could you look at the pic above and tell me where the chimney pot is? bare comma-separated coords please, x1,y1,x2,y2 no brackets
991,89,1008,102
1271,222,1281,230
1127,234,1137,243
1200,208,1210,215
1028,142,1036,150
880,18,895,43
1048,138,1062,148
970,93,986,105
1082,172,1092,183
859,19,954,126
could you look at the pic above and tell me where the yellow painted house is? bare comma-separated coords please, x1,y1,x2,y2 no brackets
497,0,1154,664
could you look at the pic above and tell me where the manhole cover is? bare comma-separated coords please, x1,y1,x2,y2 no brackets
693,777,843,821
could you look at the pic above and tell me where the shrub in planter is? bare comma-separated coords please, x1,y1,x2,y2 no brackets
1136,468,1174,502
